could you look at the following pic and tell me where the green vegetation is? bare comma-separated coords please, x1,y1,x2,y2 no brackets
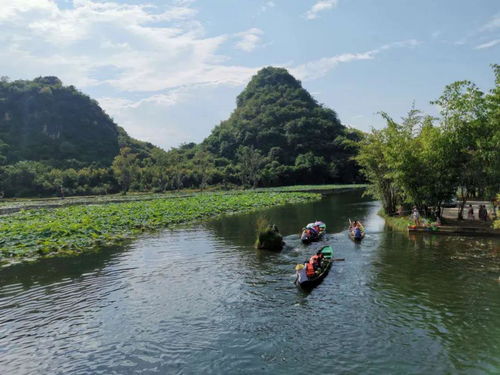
0,68,363,198
202,67,362,186
255,217,284,251
0,76,161,197
379,210,415,231
0,191,319,263
356,65,500,221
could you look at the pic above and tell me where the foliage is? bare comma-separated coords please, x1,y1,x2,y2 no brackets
357,65,500,217
112,147,139,193
0,76,119,166
202,67,362,185
0,69,366,197
255,217,284,251
0,160,118,197
0,191,319,261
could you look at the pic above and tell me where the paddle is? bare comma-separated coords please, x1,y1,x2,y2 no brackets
332,258,345,262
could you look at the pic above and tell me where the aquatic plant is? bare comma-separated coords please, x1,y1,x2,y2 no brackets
0,192,319,262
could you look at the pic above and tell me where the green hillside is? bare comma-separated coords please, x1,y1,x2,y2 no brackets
0,76,156,168
202,67,362,184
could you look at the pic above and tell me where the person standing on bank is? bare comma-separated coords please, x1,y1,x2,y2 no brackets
467,204,474,220
412,207,421,226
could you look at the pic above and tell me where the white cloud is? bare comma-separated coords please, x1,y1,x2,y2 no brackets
261,1,275,12
234,28,264,52
291,39,420,80
480,14,500,31
0,0,255,93
305,0,338,20
474,39,500,50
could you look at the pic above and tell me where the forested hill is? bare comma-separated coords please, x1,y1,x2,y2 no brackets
0,76,156,168
202,67,362,184
0,69,363,197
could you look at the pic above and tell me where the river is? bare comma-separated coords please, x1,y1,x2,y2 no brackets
1,191,499,374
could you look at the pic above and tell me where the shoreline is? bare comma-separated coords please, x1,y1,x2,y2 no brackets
379,209,500,237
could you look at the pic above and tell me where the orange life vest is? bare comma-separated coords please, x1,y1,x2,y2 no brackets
306,263,315,277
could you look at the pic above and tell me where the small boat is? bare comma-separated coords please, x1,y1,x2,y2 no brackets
300,221,326,244
348,219,365,241
295,245,333,290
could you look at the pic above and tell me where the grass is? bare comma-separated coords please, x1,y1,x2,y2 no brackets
0,191,320,263
378,209,414,231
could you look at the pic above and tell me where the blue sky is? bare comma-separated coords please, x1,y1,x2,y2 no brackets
1,0,498,149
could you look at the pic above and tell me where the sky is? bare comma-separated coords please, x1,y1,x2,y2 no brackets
1,0,499,150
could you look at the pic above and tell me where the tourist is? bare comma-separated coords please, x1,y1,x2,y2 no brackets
479,205,489,221
467,204,474,220
295,264,308,283
412,207,421,226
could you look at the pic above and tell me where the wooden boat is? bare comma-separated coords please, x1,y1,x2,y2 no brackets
300,221,326,244
348,219,365,241
295,245,333,290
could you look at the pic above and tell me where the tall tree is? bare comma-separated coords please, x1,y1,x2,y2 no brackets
112,147,138,194
237,146,265,188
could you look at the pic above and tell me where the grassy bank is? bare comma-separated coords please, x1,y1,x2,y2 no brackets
378,209,413,231
0,191,320,264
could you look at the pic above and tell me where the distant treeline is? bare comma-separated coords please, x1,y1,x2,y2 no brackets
355,64,500,219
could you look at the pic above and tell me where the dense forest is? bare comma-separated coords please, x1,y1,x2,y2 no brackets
0,68,362,197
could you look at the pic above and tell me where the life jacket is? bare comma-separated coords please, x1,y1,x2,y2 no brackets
306,263,315,277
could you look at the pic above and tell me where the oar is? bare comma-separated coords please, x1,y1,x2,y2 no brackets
332,258,345,262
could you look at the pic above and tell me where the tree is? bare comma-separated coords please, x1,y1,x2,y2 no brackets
431,74,499,219
355,126,400,214
237,146,265,188
112,147,138,194
193,151,215,191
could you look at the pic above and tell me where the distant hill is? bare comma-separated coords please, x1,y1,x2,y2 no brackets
0,76,158,168
203,67,362,184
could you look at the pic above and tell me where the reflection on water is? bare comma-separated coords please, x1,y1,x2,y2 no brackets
0,191,499,374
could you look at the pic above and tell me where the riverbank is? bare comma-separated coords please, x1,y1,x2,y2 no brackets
0,191,320,266
380,209,500,237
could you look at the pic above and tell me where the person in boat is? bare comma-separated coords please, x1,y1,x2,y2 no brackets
353,220,364,230
353,226,362,239
295,264,308,283
309,254,319,270
316,250,325,268
305,261,316,278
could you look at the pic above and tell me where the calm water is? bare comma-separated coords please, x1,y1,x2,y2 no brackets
1,191,499,374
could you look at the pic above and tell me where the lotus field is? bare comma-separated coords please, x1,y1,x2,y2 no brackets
0,191,319,262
